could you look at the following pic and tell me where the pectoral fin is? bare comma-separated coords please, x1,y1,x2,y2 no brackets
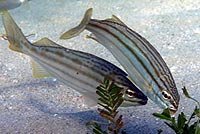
85,33,101,43
31,59,51,78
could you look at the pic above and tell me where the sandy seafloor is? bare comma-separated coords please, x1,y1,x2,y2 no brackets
0,0,199,133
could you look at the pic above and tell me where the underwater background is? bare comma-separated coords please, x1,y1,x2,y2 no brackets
0,0,199,133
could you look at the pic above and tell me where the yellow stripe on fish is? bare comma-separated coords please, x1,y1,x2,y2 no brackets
1,10,148,107
60,8,180,113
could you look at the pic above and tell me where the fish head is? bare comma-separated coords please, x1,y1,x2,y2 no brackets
160,88,179,114
121,85,148,107
149,85,180,114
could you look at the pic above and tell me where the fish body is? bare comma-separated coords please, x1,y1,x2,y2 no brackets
0,0,30,11
60,8,180,113
1,10,148,107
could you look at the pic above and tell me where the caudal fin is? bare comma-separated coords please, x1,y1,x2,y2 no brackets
2,10,29,53
60,8,93,39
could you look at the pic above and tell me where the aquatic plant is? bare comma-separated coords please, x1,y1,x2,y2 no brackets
87,78,200,134
153,86,200,134
86,78,126,134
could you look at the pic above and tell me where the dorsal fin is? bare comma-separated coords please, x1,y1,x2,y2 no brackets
33,37,62,47
105,14,126,26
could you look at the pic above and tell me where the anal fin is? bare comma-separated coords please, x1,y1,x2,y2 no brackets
31,59,51,78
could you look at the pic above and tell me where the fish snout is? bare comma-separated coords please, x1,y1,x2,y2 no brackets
135,91,148,105
132,91,148,105
168,98,179,114
169,108,177,114
169,104,178,114
139,98,148,105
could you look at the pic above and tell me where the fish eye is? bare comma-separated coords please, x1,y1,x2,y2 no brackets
125,89,135,98
162,90,172,100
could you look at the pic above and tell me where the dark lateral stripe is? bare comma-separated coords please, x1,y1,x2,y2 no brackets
86,25,150,82
30,42,127,77
69,50,127,76
86,25,148,82
86,24,166,105
89,20,179,103
116,22,176,91
25,45,105,89
100,20,176,89
25,40,139,92
91,20,177,94
86,25,166,105
30,52,101,91
124,26,175,88
87,23,165,94
36,59,91,92
23,41,137,96
91,21,168,88
39,60,95,92
44,48,124,83
29,44,134,90
97,21,172,90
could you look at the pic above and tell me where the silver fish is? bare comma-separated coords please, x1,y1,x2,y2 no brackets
60,8,180,113
1,10,148,107
0,0,30,11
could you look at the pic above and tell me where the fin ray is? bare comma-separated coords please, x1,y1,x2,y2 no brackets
85,33,101,43
2,10,29,53
105,14,126,26
60,8,93,39
31,59,51,78
33,37,62,47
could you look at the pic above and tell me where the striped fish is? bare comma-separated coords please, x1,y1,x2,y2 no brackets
60,8,180,113
1,10,148,107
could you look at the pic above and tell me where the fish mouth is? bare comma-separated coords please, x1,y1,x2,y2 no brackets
136,94,148,105
134,92,148,102
168,101,178,114
169,107,178,114
139,99,148,105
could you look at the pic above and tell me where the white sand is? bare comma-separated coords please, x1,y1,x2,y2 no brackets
0,0,199,133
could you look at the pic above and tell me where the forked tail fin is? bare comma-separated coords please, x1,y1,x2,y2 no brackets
60,8,93,39
2,10,29,53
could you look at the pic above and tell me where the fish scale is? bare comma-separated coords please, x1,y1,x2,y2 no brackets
60,8,180,113
87,19,179,110
1,10,148,107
